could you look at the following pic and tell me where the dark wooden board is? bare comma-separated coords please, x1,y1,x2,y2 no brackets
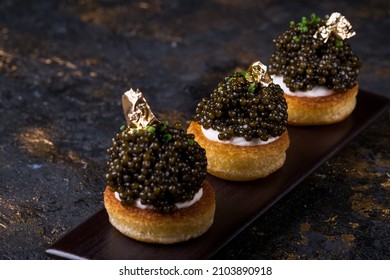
46,90,390,260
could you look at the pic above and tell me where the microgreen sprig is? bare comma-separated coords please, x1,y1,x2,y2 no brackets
160,120,169,132
238,70,252,81
163,133,173,142
248,83,256,93
335,39,344,47
146,126,156,134
297,13,321,32
120,124,126,131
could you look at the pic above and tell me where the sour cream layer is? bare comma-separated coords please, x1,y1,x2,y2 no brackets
201,126,279,146
271,75,333,97
114,188,203,210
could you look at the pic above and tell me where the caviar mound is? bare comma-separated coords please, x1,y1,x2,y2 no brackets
105,121,207,213
188,122,290,181
104,181,215,244
193,69,288,142
268,13,361,92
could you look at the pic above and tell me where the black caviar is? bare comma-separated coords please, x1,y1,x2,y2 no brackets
268,13,361,92
194,67,288,141
105,121,207,213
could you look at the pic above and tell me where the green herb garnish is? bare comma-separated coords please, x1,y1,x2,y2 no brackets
160,120,169,132
310,13,321,24
248,83,256,93
297,13,321,32
163,133,173,142
335,39,343,47
146,126,156,134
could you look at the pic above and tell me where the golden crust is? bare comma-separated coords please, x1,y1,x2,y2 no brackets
104,181,215,244
284,85,358,125
187,122,289,181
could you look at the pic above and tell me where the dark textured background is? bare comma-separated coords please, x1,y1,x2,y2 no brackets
0,0,389,259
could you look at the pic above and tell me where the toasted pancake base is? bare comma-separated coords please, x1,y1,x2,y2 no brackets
187,122,290,181
284,85,358,125
104,181,215,244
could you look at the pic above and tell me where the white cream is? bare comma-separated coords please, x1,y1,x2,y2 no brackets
114,187,203,210
201,126,278,146
271,75,333,97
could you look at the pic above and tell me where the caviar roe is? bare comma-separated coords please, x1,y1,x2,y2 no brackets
268,13,361,92
194,69,288,141
105,121,207,213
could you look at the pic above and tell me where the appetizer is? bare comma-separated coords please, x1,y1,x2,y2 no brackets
104,89,215,244
188,61,289,181
268,12,361,125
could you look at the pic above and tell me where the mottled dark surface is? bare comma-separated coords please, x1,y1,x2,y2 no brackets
0,0,389,259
